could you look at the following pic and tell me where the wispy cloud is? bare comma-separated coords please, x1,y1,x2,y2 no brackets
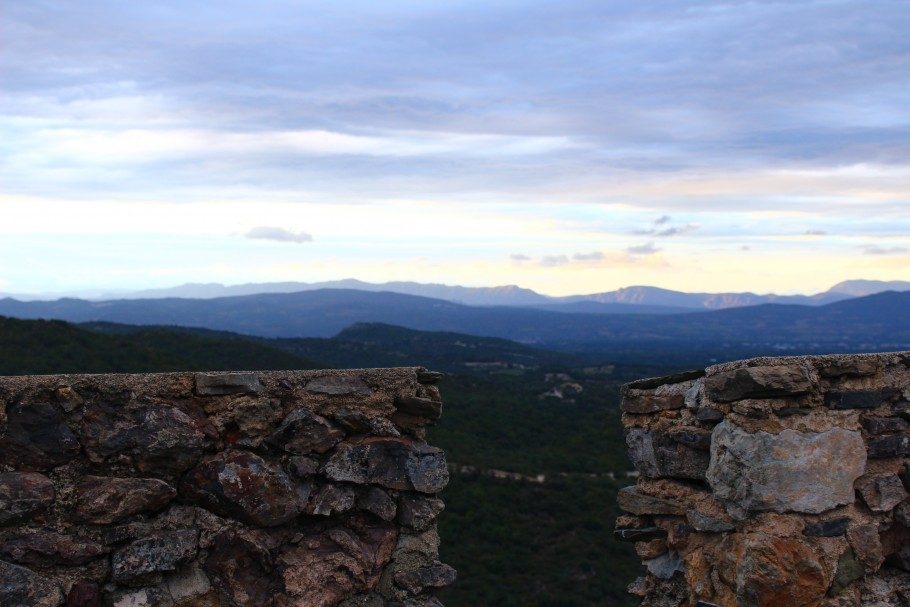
540,254,570,267
626,242,661,255
245,227,314,244
510,253,531,262
572,251,605,262
804,230,827,236
633,216,699,238
861,244,908,255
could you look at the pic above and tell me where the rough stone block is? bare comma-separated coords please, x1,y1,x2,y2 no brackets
0,472,54,526
194,372,263,395
825,389,890,410
704,365,813,402
707,421,866,516
617,486,686,516
72,476,176,524
856,474,908,512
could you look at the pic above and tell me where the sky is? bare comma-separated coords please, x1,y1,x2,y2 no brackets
1,0,909,297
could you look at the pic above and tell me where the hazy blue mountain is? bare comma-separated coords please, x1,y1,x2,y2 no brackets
2,289,909,354
112,277,910,310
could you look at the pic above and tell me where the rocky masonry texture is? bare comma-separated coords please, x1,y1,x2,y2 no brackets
617,352,910,607
0,368,454,607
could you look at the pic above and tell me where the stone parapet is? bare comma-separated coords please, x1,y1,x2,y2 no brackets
0,368,454,607
616,352,910,606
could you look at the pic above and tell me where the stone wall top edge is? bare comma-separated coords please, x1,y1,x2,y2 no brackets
704,350,910,375
0,366,428,382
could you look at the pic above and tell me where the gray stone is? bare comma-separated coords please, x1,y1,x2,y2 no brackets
392,563,456,594
617,486,686,516
644,551,684,579
132,406,210,474
332,408,401,437
685,510,734,533
394,396,442,421
819,359,881,378
684,379,703,409
164,567,211,604
111,530,198,583
867,433,910,458
266,409,345,455
901,462,910,490
626,429,710,481
0,472,54,526
305,375,372,396
323,438,448,494
825,389,891,410
358,487,398,522
397,495,444,531
704,364,813,402
105,585,173,607
287,455,320,478
0,559,63,607
415,370,445,385
625,370,705,390
621,391,685,414
195,372,263,395
856,474,908,512
707,421,866,516
803,517,850,537
308,484,357,516
695,408,724,424
829,549,864,596
613,527,668,542
861,416,909,434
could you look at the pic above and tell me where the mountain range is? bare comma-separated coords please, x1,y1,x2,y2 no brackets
2,288,908,356
5,278,909,311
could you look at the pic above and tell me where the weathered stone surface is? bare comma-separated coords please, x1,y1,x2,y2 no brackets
704,365,813,402
626,429,710,481
105,585,174,607
180,451,302,526
644,552,684,580
856,474,908,512
861,416,909,434
415,370,445,385
278,518,399,607
112,530,198,583
266,409,345,455
0,471,54,526
204,531,278,607
685,510,734,533
819,359,881,378
309,484,357,516
73,476,176,524
65,580,100,607
829,549,864,596
0,401,81,470
695,408,724,424
846,523,884,571
901,462,910,490
195,372,263,396
394,397,442,421
0,559,63,607
626,370,705,390
358,488,398,522
165,566,212,605
622,392,685,414
132,406,211,474
734,534,829,607
0,531,107,566
614,527,668,542
866,433,910,458
393,563,456,595
803,517,850,537
306,376,372,396
323,438,448,494
707,421,866,516
617,486,686,516
825,390,890,410
397,496,444,532
333,409,401,438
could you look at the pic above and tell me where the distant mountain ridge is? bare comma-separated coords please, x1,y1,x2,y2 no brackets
2,288,909,354
102,278,910,310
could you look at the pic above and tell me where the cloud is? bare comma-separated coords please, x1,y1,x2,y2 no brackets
633,216,699,237
804,230,827,236
654,215,671,225
860,244,908,255
626,242,660,255
572,251,605,262
540,254,570,267
510,253,531,261
245,226,314,244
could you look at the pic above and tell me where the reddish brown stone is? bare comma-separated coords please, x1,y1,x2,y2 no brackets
205,531,279,607
180,451,302,526
266,409,344,455
734,535,828,607
65,580,100,607
0,402,81,471
72,476,176,524
0,531,107,566
0,471,55,526
323,437,448,494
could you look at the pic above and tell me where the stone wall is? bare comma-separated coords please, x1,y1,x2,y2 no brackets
0,368,455,607
616,352,910,607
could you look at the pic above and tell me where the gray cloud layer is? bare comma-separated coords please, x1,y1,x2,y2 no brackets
2,0,909,207
245,227,313,244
